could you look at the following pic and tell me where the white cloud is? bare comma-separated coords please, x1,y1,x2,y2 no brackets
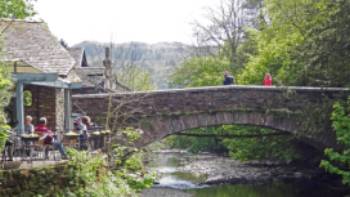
34,0,219,45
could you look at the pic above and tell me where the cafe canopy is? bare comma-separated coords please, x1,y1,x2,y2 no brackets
9,60,81,134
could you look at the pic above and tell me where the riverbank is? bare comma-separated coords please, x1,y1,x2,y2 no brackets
142,150,348,197
181,153,320,185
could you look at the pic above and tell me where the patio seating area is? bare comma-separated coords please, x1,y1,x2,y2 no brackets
0,128,111,168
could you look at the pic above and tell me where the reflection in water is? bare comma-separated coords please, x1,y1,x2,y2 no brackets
142,151,346,197
157,167,177,173
189,184,295,197
146,151,207,189
157,176,198,189
188,182,343,197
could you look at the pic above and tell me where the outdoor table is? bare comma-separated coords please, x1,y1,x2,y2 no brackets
21,134,40,145
20,134,40,161
63,132,80,148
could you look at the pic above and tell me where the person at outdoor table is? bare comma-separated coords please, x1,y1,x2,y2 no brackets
81,116,93,129
74,117,89,150
82,116,101,149
24,115,34,134
35,117,68,159
22,115,35,156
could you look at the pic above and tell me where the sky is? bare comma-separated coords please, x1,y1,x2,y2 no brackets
34,0,220,46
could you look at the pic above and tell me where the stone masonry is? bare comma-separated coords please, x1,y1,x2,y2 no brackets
24,85,65,131
72,85,350,150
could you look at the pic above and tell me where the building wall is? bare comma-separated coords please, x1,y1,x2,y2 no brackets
24,85,64,131
55,89,65,132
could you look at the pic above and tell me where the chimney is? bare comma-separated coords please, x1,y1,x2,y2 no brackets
103,47,114,90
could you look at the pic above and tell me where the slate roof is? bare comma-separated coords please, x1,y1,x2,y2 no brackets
0,19,75,76
75,67,104,87
67,47,104,87
68,48,130,92
67,47,84,67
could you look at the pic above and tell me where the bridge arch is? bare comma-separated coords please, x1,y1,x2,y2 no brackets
136,111,297,146
72,85,349,150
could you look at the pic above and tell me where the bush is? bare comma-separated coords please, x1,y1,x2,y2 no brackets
320,98,350,185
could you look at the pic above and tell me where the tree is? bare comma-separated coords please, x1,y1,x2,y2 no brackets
238,0,307,85
238,0,350,87
0,0,35,19
295,0,350,86
170,56,231,88
116,65,155,91
194,0,260,68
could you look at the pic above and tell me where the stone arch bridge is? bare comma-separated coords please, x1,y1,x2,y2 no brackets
72,85,349,150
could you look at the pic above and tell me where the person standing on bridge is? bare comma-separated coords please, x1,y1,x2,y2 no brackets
223,70,235,85
263,73,273,86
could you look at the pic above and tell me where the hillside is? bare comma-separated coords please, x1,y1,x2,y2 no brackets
74,41,197,89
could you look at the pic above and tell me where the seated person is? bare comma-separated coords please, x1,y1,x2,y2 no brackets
22,115,35,156
24,115,34,134
5,115,34,160
35,117,68,160
74,117,89,150
81,116,102,149
81,116,93,130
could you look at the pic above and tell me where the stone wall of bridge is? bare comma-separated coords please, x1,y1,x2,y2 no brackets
72,85,349,150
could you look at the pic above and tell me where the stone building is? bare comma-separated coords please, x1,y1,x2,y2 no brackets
0,19,128,132
68,47,129,94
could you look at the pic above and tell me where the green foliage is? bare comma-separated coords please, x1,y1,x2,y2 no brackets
35,149,138,197
320,98,350,185
108,127,155,192
0,66,12,152
112,147,155,192
238,0,350,87
222,125,298,161
117,66,155,91
24,90,32,107
170,56,231,88
123,153,155,191
0,0,35,19
125,153,143,171
33,148,154,196
122,127,141,143
165,125,298,161
236,29,259,71
164,127,227,154
296,0,350,86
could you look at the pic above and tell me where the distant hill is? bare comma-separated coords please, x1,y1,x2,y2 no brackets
74,41,198,89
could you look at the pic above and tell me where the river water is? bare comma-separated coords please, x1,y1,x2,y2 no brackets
141,151,347,197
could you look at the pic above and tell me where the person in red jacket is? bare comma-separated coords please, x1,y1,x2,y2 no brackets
35,117,67,159
263,73,273,86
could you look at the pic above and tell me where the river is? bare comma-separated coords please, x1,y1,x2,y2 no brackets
141,151,347,197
